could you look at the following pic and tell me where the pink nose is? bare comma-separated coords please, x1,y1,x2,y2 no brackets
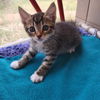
37,35,42,39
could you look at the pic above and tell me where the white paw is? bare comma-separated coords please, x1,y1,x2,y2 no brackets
68,48,75,54
10,61,19,69
30,72,44,83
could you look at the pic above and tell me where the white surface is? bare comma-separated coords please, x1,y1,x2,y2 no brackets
0,38,30,48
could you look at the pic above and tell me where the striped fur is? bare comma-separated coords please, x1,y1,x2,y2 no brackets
36,55,57,76
11,2,81,83
17,47,37,68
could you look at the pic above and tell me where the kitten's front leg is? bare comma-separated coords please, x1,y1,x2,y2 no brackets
10,47,37,69
31,54,57,83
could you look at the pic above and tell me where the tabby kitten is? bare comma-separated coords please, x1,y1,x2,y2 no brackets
10,2,81,83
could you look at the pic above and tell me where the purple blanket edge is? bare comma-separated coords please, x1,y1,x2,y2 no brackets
0,28,90,58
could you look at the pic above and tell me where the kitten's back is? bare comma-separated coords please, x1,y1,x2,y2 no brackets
55,21,80,35
54,21,81,49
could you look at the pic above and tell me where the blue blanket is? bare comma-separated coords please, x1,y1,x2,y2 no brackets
0,36,100,100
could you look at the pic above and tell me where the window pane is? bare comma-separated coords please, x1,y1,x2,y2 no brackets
0,0,77,45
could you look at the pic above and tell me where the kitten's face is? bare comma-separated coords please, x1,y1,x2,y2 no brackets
18,3,56,40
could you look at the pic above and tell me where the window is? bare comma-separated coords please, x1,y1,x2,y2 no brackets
0,0,77,45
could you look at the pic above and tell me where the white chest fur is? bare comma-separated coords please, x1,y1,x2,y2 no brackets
35,41,44,53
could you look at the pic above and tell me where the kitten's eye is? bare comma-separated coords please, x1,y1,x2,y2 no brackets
29,27,35,32
43,25,49,31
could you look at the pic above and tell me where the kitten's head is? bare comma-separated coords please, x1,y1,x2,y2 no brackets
18,2,56,40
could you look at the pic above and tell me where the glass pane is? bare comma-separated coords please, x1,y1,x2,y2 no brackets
0,0,77,45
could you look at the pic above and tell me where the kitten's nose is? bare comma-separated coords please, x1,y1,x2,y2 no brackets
37,35,42,39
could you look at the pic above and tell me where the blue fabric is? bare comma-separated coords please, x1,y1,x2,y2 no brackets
79,27,90,36
0,36,100,100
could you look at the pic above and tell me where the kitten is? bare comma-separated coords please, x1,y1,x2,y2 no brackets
10,2,81,83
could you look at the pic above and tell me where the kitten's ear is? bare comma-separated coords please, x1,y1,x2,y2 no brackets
18,7,31,24
44,2,56,22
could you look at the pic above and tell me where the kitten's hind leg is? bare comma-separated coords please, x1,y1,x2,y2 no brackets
10,47,37,69
67,48,75,54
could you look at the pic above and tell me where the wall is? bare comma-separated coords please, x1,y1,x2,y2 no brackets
76,0,100,30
